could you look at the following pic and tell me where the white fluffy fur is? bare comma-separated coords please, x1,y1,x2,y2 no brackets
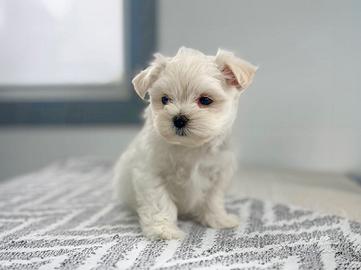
113,47,257,239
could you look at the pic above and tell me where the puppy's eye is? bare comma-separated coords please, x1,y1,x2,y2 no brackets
198,96,213,106
161,95,169,105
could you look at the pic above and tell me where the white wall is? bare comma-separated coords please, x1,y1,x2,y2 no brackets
158,0,361,172
0,127,138,181
1,1,360,182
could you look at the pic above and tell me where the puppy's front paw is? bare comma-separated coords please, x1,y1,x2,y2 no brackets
199,213,240,229
142,223,185,240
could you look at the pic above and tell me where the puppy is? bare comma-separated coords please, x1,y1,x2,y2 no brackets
113,47,257,239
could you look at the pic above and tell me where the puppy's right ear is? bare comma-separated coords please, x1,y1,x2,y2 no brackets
132,53,167,99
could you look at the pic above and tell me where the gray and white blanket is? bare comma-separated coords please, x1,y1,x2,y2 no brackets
0,158,360,269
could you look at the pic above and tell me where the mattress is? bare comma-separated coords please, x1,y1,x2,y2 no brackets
0,158,360,269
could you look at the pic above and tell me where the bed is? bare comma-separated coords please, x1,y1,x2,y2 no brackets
0,158,360,269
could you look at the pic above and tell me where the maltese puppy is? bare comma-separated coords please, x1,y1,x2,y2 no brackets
114,47,257,239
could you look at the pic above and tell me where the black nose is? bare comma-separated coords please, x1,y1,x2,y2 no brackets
173,115,188,129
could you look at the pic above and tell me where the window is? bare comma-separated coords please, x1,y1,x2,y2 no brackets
0,0,156,124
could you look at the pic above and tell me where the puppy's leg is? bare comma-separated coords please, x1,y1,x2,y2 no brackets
196,160,240,229
133,171,184,240
197,187,240,229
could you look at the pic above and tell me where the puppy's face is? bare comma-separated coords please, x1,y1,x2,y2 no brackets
132,48,257,147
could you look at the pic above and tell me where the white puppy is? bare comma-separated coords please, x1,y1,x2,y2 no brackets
113,47,257,239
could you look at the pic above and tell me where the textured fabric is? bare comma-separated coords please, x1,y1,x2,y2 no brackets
0,158,360,269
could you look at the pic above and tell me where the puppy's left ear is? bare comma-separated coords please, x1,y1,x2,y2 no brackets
132,53,167,99
215,49,258,91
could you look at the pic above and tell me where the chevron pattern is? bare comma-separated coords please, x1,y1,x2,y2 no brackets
0,158,360,269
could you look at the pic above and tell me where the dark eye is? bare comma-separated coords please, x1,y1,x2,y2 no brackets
161,95,169,105
198,96,213,106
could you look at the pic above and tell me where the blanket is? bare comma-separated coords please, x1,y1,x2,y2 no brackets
0,158,360,269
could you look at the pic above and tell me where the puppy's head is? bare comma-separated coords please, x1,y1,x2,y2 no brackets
132,47,257,147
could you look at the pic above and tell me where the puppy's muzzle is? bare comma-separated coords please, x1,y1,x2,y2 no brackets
173,115,188,129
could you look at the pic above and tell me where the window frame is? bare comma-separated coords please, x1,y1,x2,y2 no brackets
0,0,156,125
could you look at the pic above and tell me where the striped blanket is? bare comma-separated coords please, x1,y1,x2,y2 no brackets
0,158,360,269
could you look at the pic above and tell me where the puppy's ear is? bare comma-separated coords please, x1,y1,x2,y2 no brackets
215,49,258,91
132,53,167,99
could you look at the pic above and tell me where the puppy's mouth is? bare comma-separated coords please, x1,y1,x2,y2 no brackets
175,127,188,137
157,117,211,147
162,127,208,147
